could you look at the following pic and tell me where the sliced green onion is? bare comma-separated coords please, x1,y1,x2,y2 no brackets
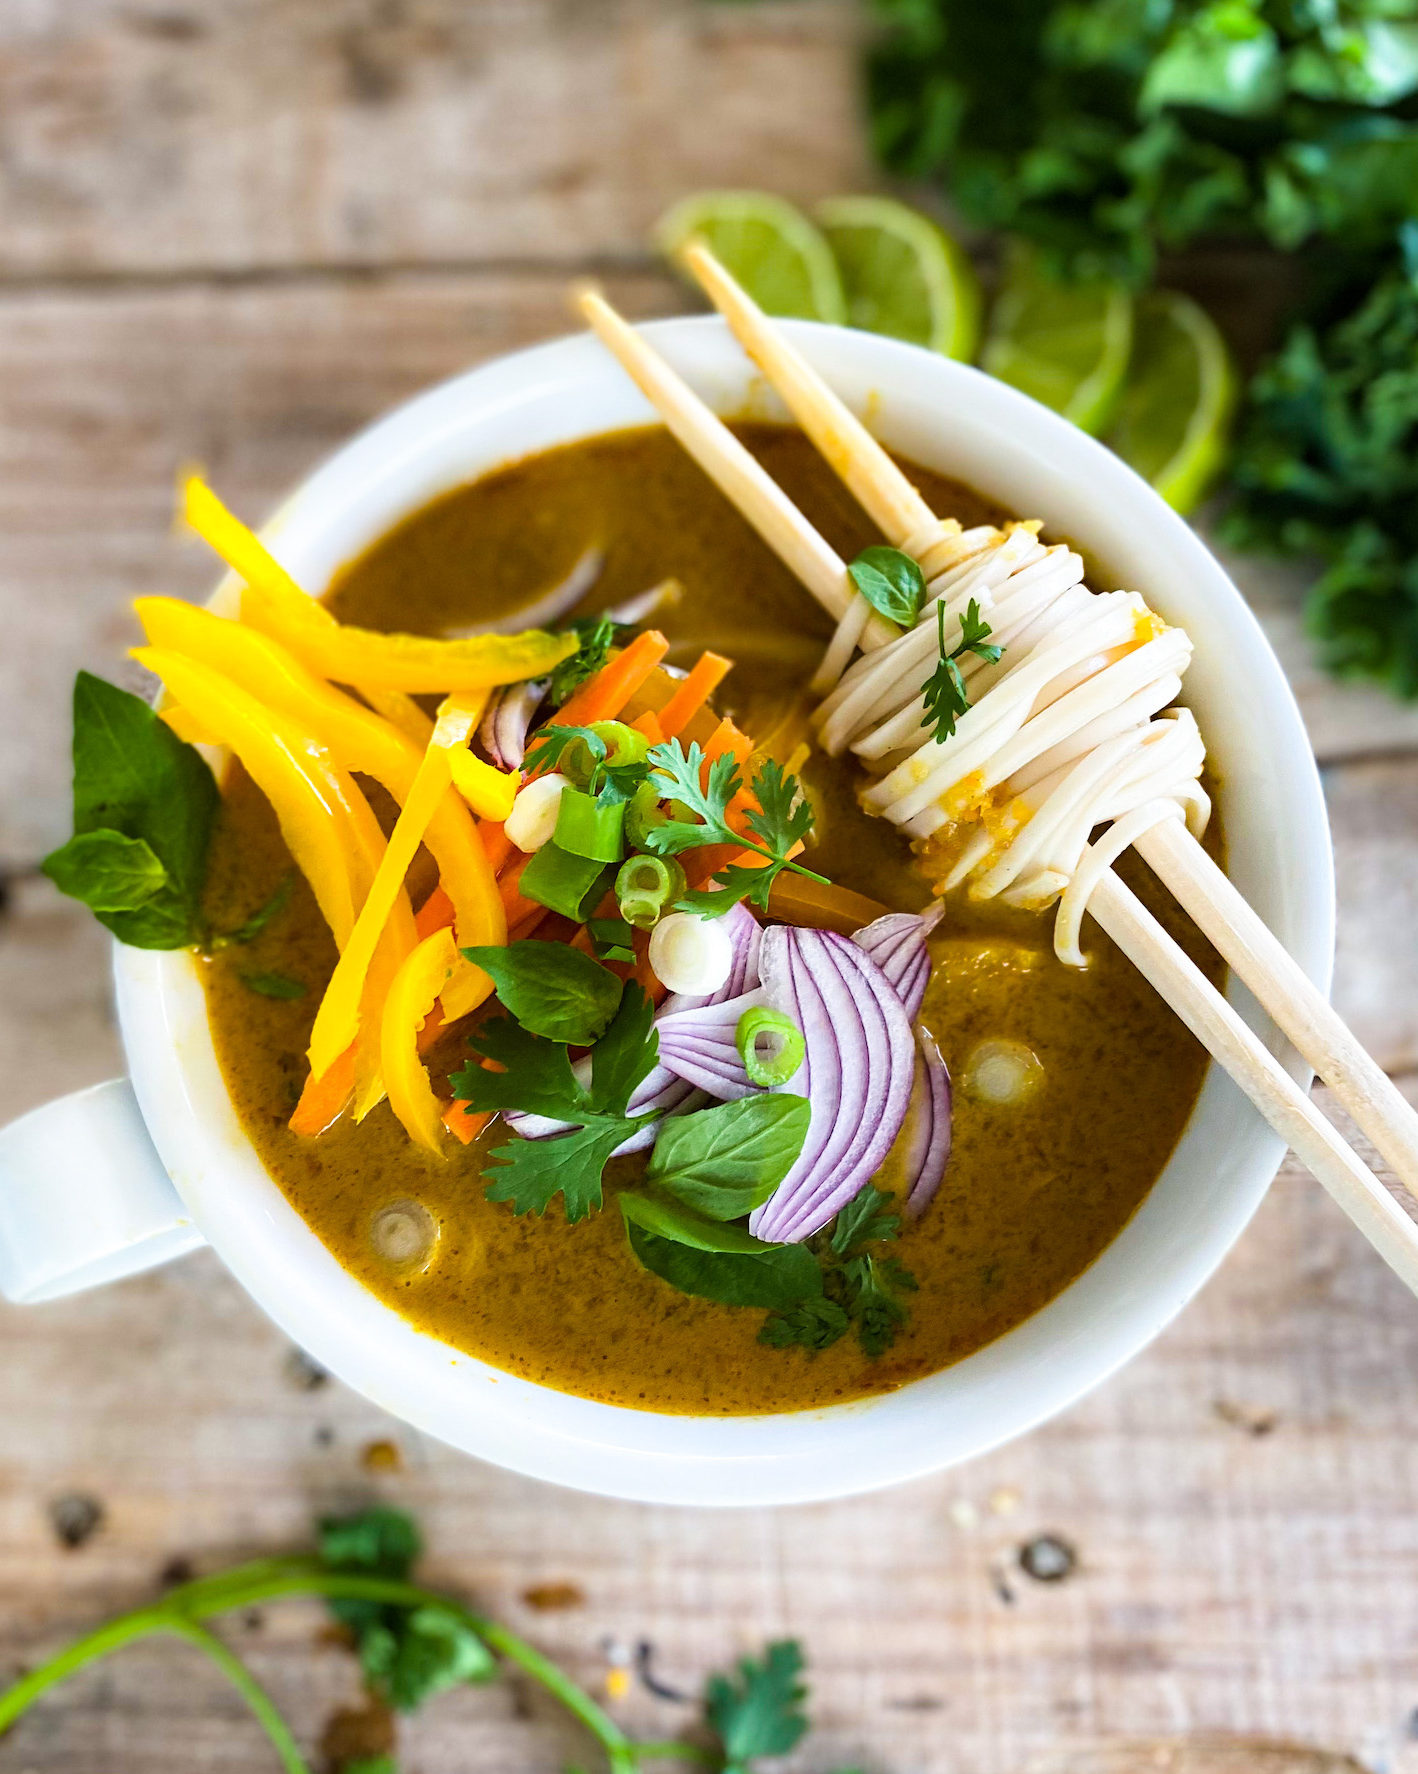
625,779,668,848
518,842,614,921
735,1006,806,1087
615,854,686,929
553,786,626,863
588,916,637,964
588,721,650,769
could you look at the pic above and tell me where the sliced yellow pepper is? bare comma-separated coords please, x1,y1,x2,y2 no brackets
160,705,220,748
448,747,519,822
182,477,444,744
306,693,487,1084
135,598,506,960
381,927,458,1153
182,476,576,693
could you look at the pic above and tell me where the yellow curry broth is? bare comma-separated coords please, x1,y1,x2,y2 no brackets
200,424,1216,1415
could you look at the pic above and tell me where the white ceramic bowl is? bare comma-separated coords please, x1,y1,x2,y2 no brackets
23,319,1337,1503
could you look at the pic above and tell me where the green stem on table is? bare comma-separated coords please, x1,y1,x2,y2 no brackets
0,1556,647,1774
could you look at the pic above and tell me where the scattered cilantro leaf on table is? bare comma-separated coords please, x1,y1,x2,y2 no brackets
920,597,1002,744
706,1640,810,1771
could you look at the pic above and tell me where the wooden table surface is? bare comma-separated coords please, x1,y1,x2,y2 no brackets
2,5,1416,1772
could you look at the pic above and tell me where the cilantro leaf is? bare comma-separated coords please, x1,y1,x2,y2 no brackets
523,721,651,806
848,544,926,627
523,722,607,779
461,939,623,1045
761,1183,918,1358
453,988,660,1221
642,739,828,914
317,1507,493,1714
842,1252,919,1358
550,615,620,706
920,597,1002,744
831,1182,903,1257
757,1295,851,1351
706,1640,809,1770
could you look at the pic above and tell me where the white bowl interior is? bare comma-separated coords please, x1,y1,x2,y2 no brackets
116,319,1334,1506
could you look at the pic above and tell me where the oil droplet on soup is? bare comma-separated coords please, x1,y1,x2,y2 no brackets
198,423,1222,1417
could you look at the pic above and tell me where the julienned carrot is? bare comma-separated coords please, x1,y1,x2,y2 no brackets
480,820,513,874
632,710,664,745
415,883,455,939
443,1101,491,1146
555,629,669,727
290,1047,357,1137
702,716,753,771
658,652,733,739
498,852,539,927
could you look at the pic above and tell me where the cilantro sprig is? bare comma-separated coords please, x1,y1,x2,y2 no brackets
524,723,650,806
919,597,1003,744
549,614,621,706
642,740,827,916
1,1500,832,1774
450,986,660,1221
760,1182,920,1357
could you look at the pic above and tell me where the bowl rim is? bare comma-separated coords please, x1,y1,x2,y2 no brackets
115,315,1334,1506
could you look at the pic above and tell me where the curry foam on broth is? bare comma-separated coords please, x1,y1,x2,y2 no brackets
199,423,1219,1416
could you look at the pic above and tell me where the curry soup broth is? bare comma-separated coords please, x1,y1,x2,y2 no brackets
200,424,1218,1416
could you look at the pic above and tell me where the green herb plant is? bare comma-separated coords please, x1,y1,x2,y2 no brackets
920,597,1003,743
0,1505,823,1774
42,673,295,951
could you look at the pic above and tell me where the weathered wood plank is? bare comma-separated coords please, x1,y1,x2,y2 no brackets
1,1087,1415,1774
0,0,866,279
4,274,1418,869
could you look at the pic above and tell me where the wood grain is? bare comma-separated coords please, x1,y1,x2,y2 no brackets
4,2,1418,1770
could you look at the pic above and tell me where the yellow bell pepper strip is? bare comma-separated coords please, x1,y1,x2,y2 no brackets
181,476,452,745
159,704,220,748
134,646,369,947
448,747,519,822
381,926,460,1153
306,693,490,1084
134,598,506,961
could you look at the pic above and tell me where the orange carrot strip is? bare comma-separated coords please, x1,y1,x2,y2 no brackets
480,820,513,873
290,1046,357,1137
658,652,733,739
632,710,664,745
415,884,456,940
555,629,669,727
702,716,753,771
443,1101,492,1146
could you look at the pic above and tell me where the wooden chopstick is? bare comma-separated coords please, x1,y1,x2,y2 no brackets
679,239,1418,1217
572,282,896,651
577,270,1418,1295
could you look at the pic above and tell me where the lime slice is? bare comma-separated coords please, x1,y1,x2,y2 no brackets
981,248,1134,435
814,195,982,360
654,192,846,324
1105,291,1237,514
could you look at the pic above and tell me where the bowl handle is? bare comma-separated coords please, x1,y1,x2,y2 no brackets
0,1079,205,1304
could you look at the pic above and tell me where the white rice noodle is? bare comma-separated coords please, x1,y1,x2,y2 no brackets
810,507,1211,963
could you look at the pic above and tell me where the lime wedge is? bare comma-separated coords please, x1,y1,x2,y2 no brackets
814,195,982,360
1106,291,1237,514
654,192,846,323
981,248,1134,435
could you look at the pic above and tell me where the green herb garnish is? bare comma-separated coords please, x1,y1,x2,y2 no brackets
0,1501,829,1774
587,914,637,964
525,722,651,806
848,543,927,628
549,614,620,706
460,939,624,1046
643,1093,810,1220
919,597,1002,744
620,1195,823,1311
706,1639,810,1772
760,1182,919,1358
41,672,219,949
642,740,826,915
209,871,296,950
240,969,307,1000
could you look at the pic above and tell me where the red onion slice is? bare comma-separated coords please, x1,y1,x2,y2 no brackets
749,927,916,1244
654,988,766,1101
851,903,942,1024
902,1028,952,1218
479,678,550,772
446,546,603,638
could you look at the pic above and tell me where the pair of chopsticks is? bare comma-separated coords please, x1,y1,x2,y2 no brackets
570,246,1418,1297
